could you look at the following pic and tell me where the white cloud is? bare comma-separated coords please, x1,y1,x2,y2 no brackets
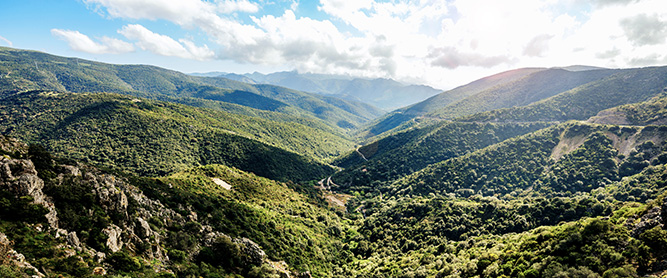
51,29,134,54
119,24,214,60
80,0,667,89
0,35,12,47
217,0,259,13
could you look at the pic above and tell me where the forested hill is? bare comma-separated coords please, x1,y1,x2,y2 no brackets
331,121,552,194
588,93,667,126
0,47,384,130
460,66,667,123
0,91,337,181
393,121,667,198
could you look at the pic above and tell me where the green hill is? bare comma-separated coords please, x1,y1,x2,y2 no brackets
588,93,667,125
426,68,616,119
331,121,552,194
460,66,667,123
392,121,667,198
0,138,347,277
0,91,340,181
362,68,545,137
0,47,384,130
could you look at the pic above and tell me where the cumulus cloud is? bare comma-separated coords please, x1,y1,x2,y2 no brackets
119,24,214,60
620,14,667,46
429,47,514,69
78,0,667,89
51,29,134,54
0,35,12,47
523,34,553,57
628,53,667,66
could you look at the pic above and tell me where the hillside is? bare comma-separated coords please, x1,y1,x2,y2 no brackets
363,68,546,137
0,47,384,130
331,121,552,194
426,68,617,119
215,71,442,110
588,93,667,125
0,91,339,180
0,136,347,277
392,121,667,198
460,66,667,123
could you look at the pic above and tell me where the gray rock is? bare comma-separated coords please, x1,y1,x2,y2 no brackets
234,237,265,266
102,224,124,253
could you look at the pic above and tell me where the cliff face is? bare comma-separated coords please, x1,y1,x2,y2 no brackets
0,135,294,277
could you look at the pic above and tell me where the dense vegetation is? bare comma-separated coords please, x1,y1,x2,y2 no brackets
332,121,553,195
589,93,667,125
460,66,667,123
0,47,384,131
393,122,667,198
0,91,338,181
2,47,667,278
427,68,616,119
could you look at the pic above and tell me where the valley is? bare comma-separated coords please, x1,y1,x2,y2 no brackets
1,47,667,278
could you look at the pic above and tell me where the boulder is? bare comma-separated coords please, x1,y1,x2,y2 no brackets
102,224,124,253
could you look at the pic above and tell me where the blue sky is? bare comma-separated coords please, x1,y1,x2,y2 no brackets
1,0,666,89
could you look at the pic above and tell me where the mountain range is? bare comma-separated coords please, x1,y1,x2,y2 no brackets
193,70,442,110
1,47,667,278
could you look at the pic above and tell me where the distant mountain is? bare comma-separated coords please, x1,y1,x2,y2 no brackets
461,66,667,123
362,68,547,137
426,68,617,119
559,65,609,71
206,71,442,110
0,91,340,180
0,47,384,130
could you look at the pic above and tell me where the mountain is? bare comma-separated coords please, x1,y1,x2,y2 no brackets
460,66,667,123
426,68,617,119
3,47,667,278
0,91,340,180
213,71,442,110
0,136,346,277
0,47,384,130
362,67,620,137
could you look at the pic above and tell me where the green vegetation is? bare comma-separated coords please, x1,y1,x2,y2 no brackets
427,68,616,119
0,47,384,131
333,121,552,195
393,122,667,198
0,91,338,181
589,93,667,125
3,47,667,278
461,66,667,123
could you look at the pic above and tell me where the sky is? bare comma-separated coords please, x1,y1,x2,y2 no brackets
1,0,666,90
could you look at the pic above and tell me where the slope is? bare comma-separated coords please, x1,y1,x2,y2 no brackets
331,121,552,194
0,47,384,130
426,68,617,119
461,66,667,123
0,137,347,277
588,93,667,125
392,121,667,198
0,91,339,181
362,68,546,137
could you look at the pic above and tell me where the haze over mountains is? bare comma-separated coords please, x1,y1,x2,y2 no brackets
192,70,443,110
2,47,667,277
